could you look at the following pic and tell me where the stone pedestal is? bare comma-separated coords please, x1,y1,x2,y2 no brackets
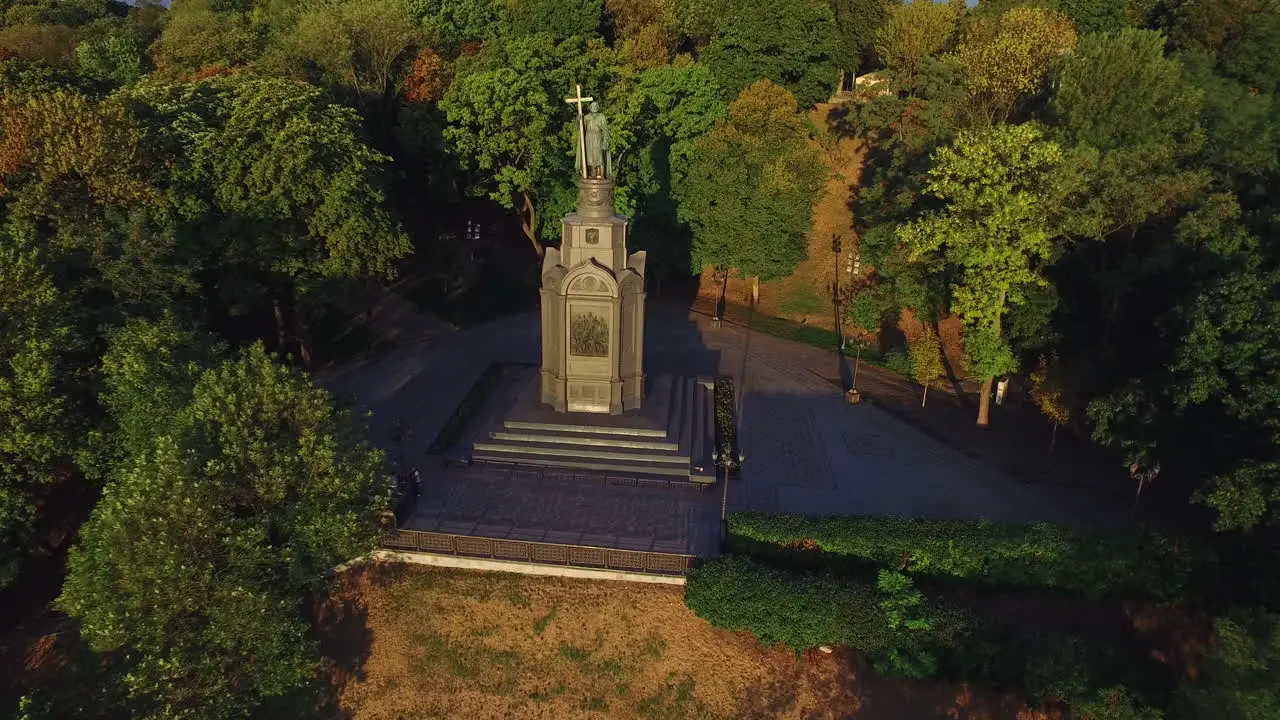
540,177,645,414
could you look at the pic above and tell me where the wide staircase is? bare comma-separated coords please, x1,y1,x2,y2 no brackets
468,374,716,484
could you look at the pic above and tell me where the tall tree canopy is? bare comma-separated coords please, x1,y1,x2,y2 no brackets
949,5,1077,125
897,123,1077,426
0,231,76,588
59,322,389,718
701,0,839,107
440,32,616,256
678,79,826,284
872,0,960,89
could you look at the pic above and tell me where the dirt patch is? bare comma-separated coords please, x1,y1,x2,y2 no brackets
329,562,1056,720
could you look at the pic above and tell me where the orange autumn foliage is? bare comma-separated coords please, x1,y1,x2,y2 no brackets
401,48,451,104
0,99,35,196
0,92,151,203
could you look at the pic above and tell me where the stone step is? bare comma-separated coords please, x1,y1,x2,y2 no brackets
470,451,694,478
489,431,679,451
471,441,690,465
503,420,667,438
677,378,695,456
666,372,686,445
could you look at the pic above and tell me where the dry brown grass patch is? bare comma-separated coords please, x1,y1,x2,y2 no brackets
328,562,1045,720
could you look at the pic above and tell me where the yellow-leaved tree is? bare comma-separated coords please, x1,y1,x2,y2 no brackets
908,325,946,407
951,6,1077,125
1030,353,1072,453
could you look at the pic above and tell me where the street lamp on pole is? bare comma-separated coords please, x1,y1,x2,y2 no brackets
832,235,844,351
714,448,744,543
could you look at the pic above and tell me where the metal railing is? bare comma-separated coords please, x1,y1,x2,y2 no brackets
380,528,695,576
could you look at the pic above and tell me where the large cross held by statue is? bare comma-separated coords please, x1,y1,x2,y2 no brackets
564,83,593,178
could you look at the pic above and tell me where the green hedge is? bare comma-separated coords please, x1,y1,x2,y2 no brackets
684,555,967,656
728,512,1216,600
686,555,891,653
713,376,737,464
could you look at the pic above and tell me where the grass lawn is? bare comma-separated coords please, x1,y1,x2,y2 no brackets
326,563,1055,720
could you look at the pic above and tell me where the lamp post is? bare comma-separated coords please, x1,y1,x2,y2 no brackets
714,448,744,543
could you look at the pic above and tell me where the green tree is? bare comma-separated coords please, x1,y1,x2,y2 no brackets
1180,52,1279,187
950,5,1077,126
505,0,603,40
1085,195,1280,529
404,0,508,56
702,0,840,107
1030,353,1072,452
1057,0,1131,34
73,20,145,87
0,231,75,588
897,123,1073,426
677,79,827,294
0,23,78,65
440,33,617,257
121,74,411,362
1049,28,1206,357
828,0,889,75
605,0,677,70
908,325,945,407
149,0,260,77
872,0,960,90
1215,3,1280,93
612,59,724,277
284,0,420,113
58,335,388,718
1184,611,1280,720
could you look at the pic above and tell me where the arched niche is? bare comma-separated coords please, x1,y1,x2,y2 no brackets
561,261,619,298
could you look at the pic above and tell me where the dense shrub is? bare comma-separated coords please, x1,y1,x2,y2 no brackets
686,555,890,653
713,376,737,464
728,513,1215,600
684,556,968,659
874,569,945,678
942,620,1172,716
882,346,912,376
1183,610,1280,720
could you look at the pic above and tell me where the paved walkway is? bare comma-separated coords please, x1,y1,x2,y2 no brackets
317,297,1124,557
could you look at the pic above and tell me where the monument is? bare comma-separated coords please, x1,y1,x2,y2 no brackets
539,85,646,414
464,84,712,484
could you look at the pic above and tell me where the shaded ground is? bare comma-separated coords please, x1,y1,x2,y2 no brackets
320,298,1125,542
330,563,1057,720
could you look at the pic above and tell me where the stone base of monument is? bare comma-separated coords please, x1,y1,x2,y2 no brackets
467,368,715,484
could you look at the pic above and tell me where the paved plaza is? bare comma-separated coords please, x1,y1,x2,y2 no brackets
318,300,1110,558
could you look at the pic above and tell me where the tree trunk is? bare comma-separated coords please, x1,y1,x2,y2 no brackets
296,295,313,370
977,375,994,427
1049,422,1058,454
751,276,759,308
1131,477,1146,521
921,382,928,407
975,289,1006,428
520,191,544,258
715,267,729,319
272,296,287,354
